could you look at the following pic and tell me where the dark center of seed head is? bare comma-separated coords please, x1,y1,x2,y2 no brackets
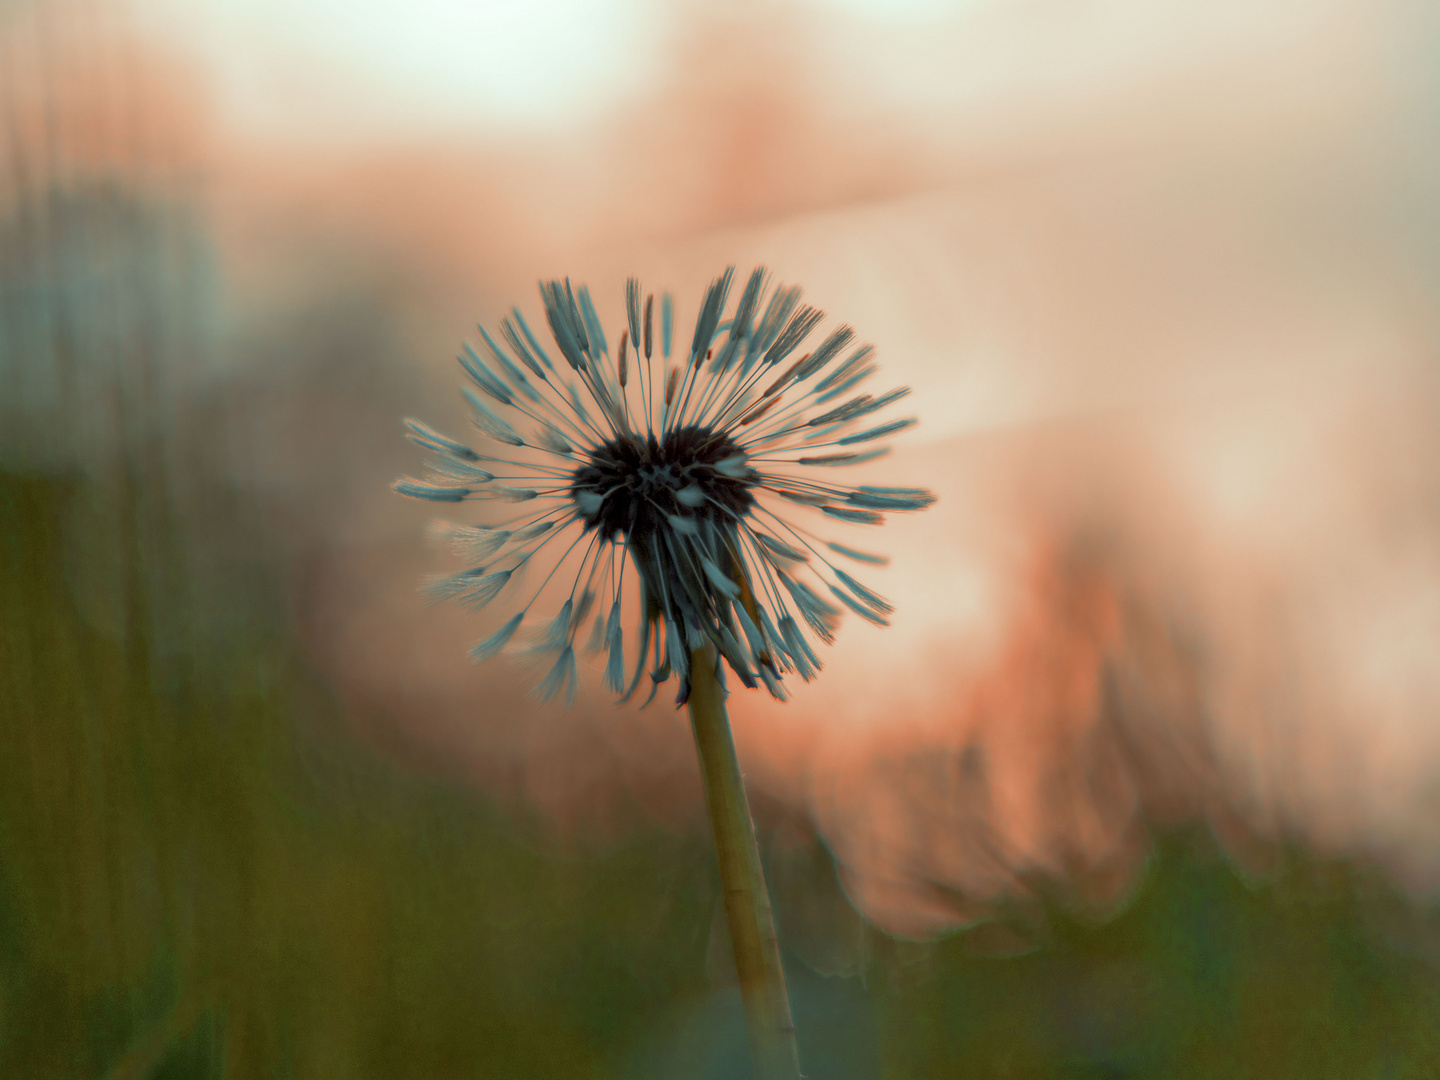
571,425,755,542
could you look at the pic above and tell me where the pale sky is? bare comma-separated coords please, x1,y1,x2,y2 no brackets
133,0,995,140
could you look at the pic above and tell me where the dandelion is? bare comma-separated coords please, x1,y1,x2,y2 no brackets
394,266,934,1079
396,266,933,706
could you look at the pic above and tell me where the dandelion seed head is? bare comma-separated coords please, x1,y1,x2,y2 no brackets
570,426,755,543
394,265,935,705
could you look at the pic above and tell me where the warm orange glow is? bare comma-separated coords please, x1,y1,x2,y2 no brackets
12,0,1440,935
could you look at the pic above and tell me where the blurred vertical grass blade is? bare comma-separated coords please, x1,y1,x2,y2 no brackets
0,100,725,1071
0,10,727,1076
0,467,729,1078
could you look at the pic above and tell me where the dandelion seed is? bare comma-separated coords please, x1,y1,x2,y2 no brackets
490,486,540,502
541,599,574,650
421,568,512,609
795,451,880,467
463,389,525,446
700,554,741,599
826,541,889,566
536,645,578,704
429,521,512,561
756,534,808,562
511,519,555,543
666,513,701,537
393,479,472,501
470,613,523,662
603,599,626,693
845,488,934,511
404,418,480,461
837,417,916,445
779,615,821,679
676,484,707,507
394,265,934,704
425,457,495,485
833,567,894,614
828,582,890,626
643,293,655,359
822,505,884,525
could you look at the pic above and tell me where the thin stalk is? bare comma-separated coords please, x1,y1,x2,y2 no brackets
687,644,801,1080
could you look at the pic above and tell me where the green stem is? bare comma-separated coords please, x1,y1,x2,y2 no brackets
687,644,802,1080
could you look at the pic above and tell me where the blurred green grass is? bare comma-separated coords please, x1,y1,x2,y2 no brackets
7,465,1440,1079
0,468,724,1078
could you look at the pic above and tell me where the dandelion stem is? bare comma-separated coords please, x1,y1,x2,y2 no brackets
687,643,801,1080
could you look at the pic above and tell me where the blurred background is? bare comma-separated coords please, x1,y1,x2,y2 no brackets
6,0,1440,1075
